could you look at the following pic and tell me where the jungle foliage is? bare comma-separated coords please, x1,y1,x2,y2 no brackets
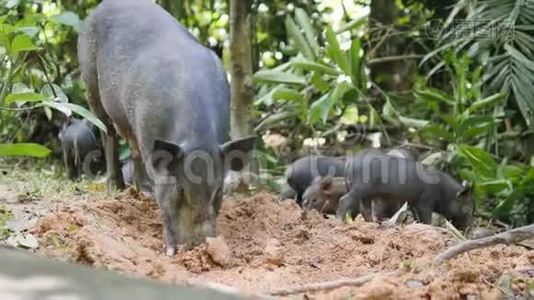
0,0,533,226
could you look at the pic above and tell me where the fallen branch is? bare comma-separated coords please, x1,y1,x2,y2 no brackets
380,202,408,228
269,271,398,296
443,220,467,241
434,224,534,264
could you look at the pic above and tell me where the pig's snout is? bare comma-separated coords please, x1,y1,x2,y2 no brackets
176,202,218,249
180,219,216,250
200,220,216,238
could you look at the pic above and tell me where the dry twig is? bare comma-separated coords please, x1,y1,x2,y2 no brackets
435,224,534,264
269,271,398,296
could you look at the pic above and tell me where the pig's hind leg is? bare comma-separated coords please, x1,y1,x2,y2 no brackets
78,21,124,193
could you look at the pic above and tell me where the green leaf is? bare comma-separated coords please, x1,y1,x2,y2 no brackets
349,39,363,87
253,70,306,85
341,105,359,125
461,123,493,140
42,100,72,117
492,190,522,217
423,125,454,140
64,103,107,134
5,92,44,104
17,26,39,37
285,15,314,59
322,82,351,124
294,8,320,58
368,105,380,128
325,26,350,74
44,106,53,121
0,143,51,158
272,87,303,102
311,72,330,93
414,87,455,105
476,179,512,195
291,58,339,75
11,34,39,53
467,93,505,112
457,144,498,178
505,44,534,71
308,93,331,125
255,85,283,106
50,11,82,33
336,15,367,34
381,100,400,126
441,115,460,132
398,116,429,129
41,83,68,102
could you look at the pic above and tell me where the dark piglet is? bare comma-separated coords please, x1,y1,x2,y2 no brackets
301,149,406,219
78,0,256,254
302,176,346,215
58,118,104,180
338,150,474,230
284,155,345,206
302,176,401,221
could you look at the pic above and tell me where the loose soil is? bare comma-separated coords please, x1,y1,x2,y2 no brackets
1,183,533,299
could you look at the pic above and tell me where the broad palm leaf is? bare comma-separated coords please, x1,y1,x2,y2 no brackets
423,0,534,130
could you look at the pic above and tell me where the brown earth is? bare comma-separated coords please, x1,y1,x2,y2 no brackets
1,184,533,299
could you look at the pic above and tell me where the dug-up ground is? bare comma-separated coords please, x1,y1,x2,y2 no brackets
1,179,533,299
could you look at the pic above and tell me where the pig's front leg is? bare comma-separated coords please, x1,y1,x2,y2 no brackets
154,183,181,256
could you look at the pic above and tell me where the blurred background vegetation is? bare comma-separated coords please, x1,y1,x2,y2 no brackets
0,0,533,226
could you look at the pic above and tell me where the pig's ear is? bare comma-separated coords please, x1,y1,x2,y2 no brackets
221,135,257,171
152,140,184,172
457,180,471,197
320,176,334,192
82,119,94,129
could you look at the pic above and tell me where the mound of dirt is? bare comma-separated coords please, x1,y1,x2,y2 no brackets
18,190,534,298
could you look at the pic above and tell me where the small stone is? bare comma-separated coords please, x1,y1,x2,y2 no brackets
405,279,424,289
206,236,231,267
264,238,283,266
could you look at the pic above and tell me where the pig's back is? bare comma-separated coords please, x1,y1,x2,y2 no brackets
87,0,230,151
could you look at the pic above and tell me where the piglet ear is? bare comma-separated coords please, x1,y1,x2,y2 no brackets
221,135,257,171
82,118,94,129
320,176,334,192
152,140,184,173
457,180,471,197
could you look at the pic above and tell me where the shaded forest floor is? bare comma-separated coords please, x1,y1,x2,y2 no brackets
0,168,533,299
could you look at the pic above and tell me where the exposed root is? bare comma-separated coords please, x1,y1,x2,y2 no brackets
435,224,534,263
268,271,399,296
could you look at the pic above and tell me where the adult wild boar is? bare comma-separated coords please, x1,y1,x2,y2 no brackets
78,0,256,254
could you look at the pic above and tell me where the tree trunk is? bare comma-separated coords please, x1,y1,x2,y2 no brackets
369,0,412,92
229,0,255,139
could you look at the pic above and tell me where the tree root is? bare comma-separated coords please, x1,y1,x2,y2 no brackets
434,224,534,264
269,271,398,296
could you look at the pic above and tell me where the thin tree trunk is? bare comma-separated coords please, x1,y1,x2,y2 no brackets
229,0,255,139
369,0,412,92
